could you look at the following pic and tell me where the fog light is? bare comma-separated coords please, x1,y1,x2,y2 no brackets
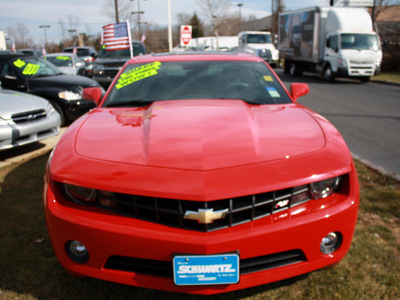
320,232,342,254
65,240,89,263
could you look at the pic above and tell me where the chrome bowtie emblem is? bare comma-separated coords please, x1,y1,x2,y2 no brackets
184,208,229,224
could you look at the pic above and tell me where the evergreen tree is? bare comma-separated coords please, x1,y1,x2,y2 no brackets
190,12,204,38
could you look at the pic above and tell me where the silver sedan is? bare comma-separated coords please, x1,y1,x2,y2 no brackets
0,87,61,150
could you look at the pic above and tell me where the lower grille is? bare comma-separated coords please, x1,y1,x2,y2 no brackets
104,249,307,278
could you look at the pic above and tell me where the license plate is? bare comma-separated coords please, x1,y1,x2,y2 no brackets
173,253,239,286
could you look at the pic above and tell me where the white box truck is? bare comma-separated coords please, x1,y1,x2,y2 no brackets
278,7,382,82
237,31,280,67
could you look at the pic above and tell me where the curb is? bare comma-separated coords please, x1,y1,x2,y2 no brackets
352,153,400,182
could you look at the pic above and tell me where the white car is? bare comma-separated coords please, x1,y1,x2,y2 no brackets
0,86,61,150
43,53,86,76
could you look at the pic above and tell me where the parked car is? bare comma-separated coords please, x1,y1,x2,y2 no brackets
62,46,98,77
43,53,86,76
92,41,146,89
44,52,359,295
0,53,103,125
0,84,60,150
20,49,43,57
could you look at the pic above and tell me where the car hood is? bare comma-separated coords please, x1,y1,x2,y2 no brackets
0,89,49,119
74,100,326,171
28,74,99,90
94,57,129,65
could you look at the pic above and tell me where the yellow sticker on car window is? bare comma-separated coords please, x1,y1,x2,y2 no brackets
263,75,273,82
55,56,71,60
22,63,40,75
116,61,162,89
14,59,26,68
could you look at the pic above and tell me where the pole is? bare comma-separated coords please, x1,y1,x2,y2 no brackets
114,0,119,23
237,3,243,32
168,0,173,52
39,25,50,46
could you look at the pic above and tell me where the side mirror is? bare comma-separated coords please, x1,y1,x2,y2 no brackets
82,87,103,106
290,83,309,102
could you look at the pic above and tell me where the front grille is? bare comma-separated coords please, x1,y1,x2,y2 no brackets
12,109,46,123
260,49,273,60
104,69,120,77
61,184,310,232
104,249,307,278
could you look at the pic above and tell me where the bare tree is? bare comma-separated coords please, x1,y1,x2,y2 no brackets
198,0,230,37
7,24,33,49
102,0,134,23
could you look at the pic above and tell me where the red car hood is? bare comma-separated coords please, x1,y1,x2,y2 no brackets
75,100,325,171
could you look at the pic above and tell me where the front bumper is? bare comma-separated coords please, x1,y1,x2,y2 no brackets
44,170,359,295
0,111,60,150
60,99,96,122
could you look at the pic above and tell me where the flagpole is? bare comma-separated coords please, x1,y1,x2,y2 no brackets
168,0,173,52
126,20,134,59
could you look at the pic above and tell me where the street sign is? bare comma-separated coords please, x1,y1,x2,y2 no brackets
180,25,192,47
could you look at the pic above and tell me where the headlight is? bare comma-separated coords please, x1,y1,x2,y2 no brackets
62,183,96,205
58,90,82,101
338,58,347,68
45,103,55,113
310,176,342,199
93,64,104,75
0,117,9,126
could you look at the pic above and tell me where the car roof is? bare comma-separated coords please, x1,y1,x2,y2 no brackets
127,51,262,64
0,53,30,60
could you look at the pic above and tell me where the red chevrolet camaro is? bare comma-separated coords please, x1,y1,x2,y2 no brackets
43,52,359,295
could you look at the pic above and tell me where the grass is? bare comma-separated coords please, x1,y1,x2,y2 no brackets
372,71,400,83
0,154,399,300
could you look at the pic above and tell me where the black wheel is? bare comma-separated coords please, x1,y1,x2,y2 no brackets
324,65,335,83
284,60,291,74
289,62,302,76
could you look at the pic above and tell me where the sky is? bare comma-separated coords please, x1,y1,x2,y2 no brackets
0,0,397,46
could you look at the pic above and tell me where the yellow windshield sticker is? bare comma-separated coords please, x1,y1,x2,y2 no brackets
55,56,71,60
116,61,162,89
14,59,26,68
22,63,40,75
263,75,273,82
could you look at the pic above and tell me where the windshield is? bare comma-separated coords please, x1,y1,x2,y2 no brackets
64,48,90,57
44,55,74,67
341,34,380,51
11,57,62,77
98,43,146,58
104,60,291,107
247,34,272,44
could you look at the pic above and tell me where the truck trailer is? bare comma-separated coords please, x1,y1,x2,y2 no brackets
278,6,382,82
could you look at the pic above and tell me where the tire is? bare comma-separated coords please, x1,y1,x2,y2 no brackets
284,60,291,74
324,65,335,83
289,62,302,77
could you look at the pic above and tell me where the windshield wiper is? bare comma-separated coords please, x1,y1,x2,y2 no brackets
106,100,154,108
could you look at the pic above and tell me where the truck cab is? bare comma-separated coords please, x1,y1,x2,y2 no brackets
323,8,382,82
238,31,280,67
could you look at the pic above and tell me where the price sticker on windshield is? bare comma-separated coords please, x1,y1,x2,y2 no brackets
116,61,161,89
22,63,40,75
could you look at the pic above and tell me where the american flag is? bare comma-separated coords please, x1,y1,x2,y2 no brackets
102,22,130,51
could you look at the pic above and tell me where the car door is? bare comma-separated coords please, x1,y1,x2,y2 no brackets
0,61,27,91
325,34,339,72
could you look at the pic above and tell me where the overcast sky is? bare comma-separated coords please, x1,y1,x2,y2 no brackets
1,0,397,45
